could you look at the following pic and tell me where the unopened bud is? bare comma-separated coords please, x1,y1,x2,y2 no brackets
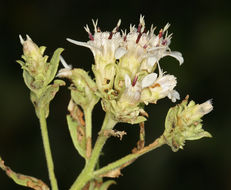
163,96,213,152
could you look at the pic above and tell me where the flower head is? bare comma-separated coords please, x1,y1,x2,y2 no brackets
63,16,183,123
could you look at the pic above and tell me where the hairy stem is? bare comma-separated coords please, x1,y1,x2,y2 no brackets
39,110,58,190
93,136,165,178
69,112,117,190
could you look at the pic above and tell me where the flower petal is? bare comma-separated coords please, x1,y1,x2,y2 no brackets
115,47,127,59
141,73,157,89
163,51,184,65
199,99,213,115
168,90,180,102
124,74,131,88
67,38,92,49
147,56,157,67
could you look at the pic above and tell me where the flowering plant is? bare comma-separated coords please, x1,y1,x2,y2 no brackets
0,16,213,190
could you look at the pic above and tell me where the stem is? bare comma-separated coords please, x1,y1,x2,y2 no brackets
39,109,58,190
84,108,92,159
93,136,165,178
69,112,117,190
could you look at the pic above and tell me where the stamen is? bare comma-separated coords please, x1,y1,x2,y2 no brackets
163,23,170,32
158,29,163,39
84,25,94,41
132,76,138,86
26,34,32,41
108,19,121,39
162,39,167,46
130,24,136,33
92,19,98,33
121,30,127,41
138,15,145,33
136,33,142,44
19,35,24,44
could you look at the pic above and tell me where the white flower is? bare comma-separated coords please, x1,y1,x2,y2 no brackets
168,90,180,102
152,74,178,99
198,99,213,115
120,73,157,105
67,19,123,64
66,15,183,75
141,63,180,104
181,99,213,124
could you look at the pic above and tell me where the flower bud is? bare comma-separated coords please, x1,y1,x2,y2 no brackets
17,35,63,92
19,35,43,62
59,68,99,110
163,96,213,152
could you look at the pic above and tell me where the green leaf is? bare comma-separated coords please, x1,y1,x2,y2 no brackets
66,114,86,158
45,48,64,85
70,69,99,110
99,180,116,190
22,69,38,92
31,79,65,118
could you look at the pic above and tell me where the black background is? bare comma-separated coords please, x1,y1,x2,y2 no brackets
0,0,230,189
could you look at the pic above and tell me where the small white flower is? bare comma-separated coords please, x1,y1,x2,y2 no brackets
198,99,213,115
120,73,157,104
123,74,142,103
141,73,157,89
168,90,180,102
67,15,183,73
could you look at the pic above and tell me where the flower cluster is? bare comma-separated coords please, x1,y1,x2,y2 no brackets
59,15,184,124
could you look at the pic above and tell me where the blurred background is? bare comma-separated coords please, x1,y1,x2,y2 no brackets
0,0,230,189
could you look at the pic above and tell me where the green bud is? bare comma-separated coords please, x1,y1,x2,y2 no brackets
101,99,146,124
58,68,99,110
17,35,63,92
163,96,213,152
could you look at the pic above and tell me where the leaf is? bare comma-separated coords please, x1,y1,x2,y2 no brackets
22,69,38,93
31,79,65,118
66,100,86,158
70,68,99,110
99,180,116,190
0,156,50,190
45,48,64,85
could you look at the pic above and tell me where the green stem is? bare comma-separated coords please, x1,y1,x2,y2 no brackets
69,112,117,190
84,108,93,159
39,109,58,190
93,136,165,178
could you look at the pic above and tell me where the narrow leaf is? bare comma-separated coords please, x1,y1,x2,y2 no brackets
0,156,50,190
99,180,116,190
46,48,64,85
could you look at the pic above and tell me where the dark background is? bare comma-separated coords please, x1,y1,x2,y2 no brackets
0,0,230,189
